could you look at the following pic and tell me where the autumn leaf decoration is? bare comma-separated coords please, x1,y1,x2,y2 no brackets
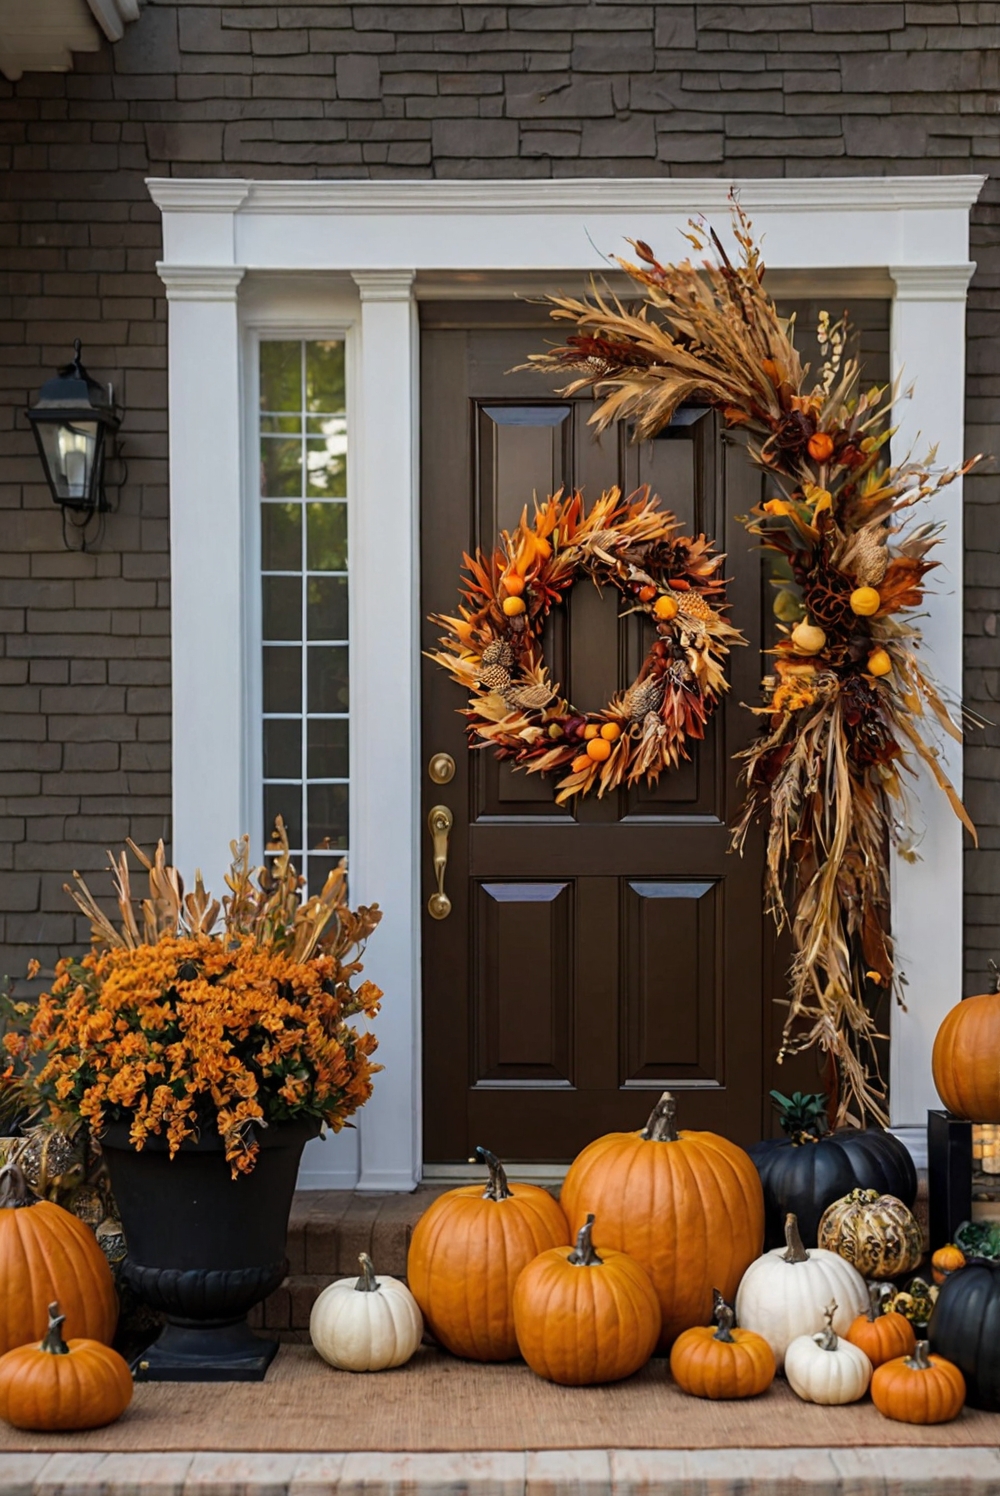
524,199,980,1126
428,485,744,803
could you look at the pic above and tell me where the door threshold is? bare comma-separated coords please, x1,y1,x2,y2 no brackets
422,1162,569,1186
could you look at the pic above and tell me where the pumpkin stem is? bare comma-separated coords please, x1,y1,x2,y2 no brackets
866,1282,887,1323
641,1091,678,1142
568,1213,603,1267
815,1301,838,1352
355,1253,379,1293
0,1163,34,1210
40,1302,70,1356
905,1340,933,1372
475,1146,513,1201
781,1213,810,1265
712,1289,735,1343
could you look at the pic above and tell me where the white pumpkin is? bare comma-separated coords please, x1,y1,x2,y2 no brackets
734,1212,868,1369
310,1252,424,1372
784,1302,872,1405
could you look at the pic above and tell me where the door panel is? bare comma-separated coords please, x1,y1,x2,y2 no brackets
421,302,770,1161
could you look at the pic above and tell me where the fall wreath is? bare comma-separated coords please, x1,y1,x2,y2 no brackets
428,486,744,803
522,199,980,1124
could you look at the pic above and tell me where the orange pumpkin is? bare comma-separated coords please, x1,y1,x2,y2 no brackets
0,1164,117,1356
932,1243,966,1287
847,1283,916,1368
870,1340,965,1424
513,1214,661,1386
0,1302,132,1431
933,985,1000,1122
670,1290,775,1400
560,1091,765,1349
407,1146,569,1361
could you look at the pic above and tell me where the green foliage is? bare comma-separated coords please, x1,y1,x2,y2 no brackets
955,1219,1000,1261
770,1089,831,1141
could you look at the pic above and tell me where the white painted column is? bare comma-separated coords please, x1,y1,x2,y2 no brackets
888,262,976,1160
157,263,248,894
349,271,421,1191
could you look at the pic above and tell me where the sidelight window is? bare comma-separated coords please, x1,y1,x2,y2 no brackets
258,337,349,892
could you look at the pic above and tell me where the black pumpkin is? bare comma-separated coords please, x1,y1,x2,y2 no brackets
929,1261,1000,1410
750,1091,918,1248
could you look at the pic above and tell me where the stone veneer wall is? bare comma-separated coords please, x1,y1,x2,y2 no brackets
0,0,996,988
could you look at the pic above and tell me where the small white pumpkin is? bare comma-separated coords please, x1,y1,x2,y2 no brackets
310,1252,424,1372
785,1301,872,1405
734,1212,868,1369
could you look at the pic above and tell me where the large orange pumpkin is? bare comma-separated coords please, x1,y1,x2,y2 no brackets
512,1213,660,1385
0,1164,117,1356
0,1302,132,1431
932,985,1000,1122
560,1091,764,1349
407,1146,569,1361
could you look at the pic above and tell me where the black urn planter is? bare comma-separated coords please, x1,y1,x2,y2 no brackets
100,1118,316,1382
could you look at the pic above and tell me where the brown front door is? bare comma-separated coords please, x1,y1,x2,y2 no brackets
420,301,770,1164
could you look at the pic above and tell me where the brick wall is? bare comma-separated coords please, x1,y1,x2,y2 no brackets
0,0,997,989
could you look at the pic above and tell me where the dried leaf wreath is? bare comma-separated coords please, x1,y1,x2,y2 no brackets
524,200,979,1125
427,486,744,803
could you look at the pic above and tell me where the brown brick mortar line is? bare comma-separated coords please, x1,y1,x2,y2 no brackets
2,1447,1000,1495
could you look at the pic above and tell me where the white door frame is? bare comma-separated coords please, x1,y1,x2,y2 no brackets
148,175,984,1185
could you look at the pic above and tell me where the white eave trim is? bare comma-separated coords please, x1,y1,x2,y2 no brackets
148,175,987,217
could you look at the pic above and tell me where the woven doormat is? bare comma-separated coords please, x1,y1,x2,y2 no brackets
3,1345,999,1453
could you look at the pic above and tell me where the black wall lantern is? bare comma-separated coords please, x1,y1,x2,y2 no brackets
27,340,122,544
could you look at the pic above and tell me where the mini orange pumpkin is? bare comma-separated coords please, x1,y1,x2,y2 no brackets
807,432,834,462
670,1290,775,1400
0,1164,117,1356
513,1214,660,1385
870,1340,965,1424
0,1302,132,1431
933,980,1000,1122
560,1091,764,1349
932,1243,966,1287
407,1147,569,1361
847,1284,916,1368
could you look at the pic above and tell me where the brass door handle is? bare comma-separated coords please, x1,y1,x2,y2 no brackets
427,804,453,920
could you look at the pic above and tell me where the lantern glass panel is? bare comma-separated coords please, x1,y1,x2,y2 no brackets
36,419,99,504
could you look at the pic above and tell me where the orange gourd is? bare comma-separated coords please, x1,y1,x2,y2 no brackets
870,1340,965,1424
932,982,1000,1122
513,1213,660,1386
407,1146,569,1361
807,432,834,462
932,1243,966,1286
847,1284,916,1368
670,1290,775,1399
0,1302,132,1431
560,1091,765,1349
0,1164,117,1356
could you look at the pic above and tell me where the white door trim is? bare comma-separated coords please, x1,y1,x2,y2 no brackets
150,176,984,1186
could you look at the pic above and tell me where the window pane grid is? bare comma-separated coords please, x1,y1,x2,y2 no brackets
259,338,348,892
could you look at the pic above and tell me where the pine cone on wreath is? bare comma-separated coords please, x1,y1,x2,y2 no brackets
623,676,665,722
505,683,555,712
479,665,513,693
481,640,514,669
675,589,716,622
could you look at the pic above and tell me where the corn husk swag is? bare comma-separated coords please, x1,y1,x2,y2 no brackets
524,202,979,1125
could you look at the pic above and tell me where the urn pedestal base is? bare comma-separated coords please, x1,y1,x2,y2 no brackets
134,1319,279,1382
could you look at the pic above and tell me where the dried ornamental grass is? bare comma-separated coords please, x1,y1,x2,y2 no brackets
3,824,382,1176
525,200,979,1125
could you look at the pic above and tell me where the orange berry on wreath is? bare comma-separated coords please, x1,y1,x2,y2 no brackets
807,432,834,462
654,594,679,621
849,586,880,617
502,596,526,617
867,648,892,677
504,574,525,597
586,737,612,763
571,754,592,774
638,584,657,603
600,722,621,742
583,724,600,740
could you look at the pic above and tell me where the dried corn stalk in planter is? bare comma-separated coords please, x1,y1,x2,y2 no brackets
524,199,979,1125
